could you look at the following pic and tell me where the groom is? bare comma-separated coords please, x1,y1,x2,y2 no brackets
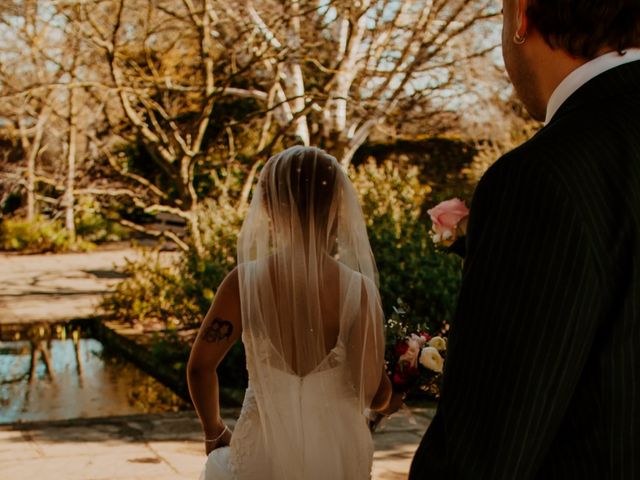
409,0,640,478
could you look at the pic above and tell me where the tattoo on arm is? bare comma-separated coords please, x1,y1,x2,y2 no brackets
202,317,234,343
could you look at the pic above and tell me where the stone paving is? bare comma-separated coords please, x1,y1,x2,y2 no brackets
0,247,433,479
0,408,433,480
0,246,177,325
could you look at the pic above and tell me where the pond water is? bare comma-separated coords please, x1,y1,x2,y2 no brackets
0,323,188,424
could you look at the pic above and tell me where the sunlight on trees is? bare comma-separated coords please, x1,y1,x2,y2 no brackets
1,0,514,253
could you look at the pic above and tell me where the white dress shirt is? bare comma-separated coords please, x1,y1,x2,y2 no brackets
545,48,640,124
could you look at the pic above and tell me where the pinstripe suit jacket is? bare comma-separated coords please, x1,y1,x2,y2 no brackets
409,60,640,479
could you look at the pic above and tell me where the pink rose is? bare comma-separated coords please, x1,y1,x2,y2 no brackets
410,333,427,348
428,198,469,246
398,336,421,368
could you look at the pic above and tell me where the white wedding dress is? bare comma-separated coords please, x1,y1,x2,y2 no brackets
200,330,374,480
200,146,385,480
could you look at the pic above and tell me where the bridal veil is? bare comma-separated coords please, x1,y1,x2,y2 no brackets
236,146,385,478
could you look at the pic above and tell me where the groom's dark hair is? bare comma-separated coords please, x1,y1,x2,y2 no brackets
527,0,640,59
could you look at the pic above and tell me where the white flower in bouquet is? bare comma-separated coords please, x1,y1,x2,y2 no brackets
410,333,427,348
419,346,444,373
428,336,447,352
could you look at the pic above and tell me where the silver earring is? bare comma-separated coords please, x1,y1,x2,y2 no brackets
513,32,526,45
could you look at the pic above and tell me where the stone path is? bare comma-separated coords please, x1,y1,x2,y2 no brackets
0,247,177,325
0,408,433,480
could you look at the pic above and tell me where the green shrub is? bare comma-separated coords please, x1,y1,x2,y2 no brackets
0,216,93,253
100,195,246,328
182,197,246,315
75,195,131,243
350,159,463,333
101,250,201,328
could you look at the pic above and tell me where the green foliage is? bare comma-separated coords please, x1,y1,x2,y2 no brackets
353,136,478,200
101,251,201,328
350,159,463,333
149,330,190,371
0,216,93,253
75,196,131,243
182,197,246,314
0,195,128,253
101,195,245,328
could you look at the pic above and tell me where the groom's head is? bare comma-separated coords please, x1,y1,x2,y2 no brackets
501,0,640,120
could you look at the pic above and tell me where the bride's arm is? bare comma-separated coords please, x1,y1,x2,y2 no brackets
353,277,393,412
187,267,242,453
370,367,393,411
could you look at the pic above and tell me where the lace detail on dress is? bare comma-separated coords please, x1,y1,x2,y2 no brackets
246,330,348,377
228,387,260,475
313,338,346,372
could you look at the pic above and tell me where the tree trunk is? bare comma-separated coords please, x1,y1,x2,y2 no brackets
26,150,36,222
18,120,35,222
188,209,205,258
27,108,50,221
65,87,78,242
18,109,49,222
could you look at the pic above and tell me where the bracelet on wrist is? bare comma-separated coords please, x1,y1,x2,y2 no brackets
204,425,229,443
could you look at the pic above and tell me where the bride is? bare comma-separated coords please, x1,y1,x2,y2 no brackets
187,146,393,480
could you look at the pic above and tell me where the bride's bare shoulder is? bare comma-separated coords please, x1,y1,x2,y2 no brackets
217,266,240,302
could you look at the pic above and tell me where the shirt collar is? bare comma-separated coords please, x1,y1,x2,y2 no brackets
545,48,640,124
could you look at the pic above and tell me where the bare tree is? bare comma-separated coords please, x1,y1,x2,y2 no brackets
63,0,276,254
0,1,62,220
238,0,501,166
1,1,109,238
65,0,498,252
2,0,500,254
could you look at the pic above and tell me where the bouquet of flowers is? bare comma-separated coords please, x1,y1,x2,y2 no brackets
388,331,446,393
369,303,447,431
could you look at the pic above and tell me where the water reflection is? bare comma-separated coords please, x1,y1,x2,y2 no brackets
0,323,187,424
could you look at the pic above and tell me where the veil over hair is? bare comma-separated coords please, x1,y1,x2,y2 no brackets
236,146,385,478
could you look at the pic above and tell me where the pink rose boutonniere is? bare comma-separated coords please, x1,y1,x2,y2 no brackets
427,198,469,248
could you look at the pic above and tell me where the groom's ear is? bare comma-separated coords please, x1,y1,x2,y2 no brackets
515,0,530,38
